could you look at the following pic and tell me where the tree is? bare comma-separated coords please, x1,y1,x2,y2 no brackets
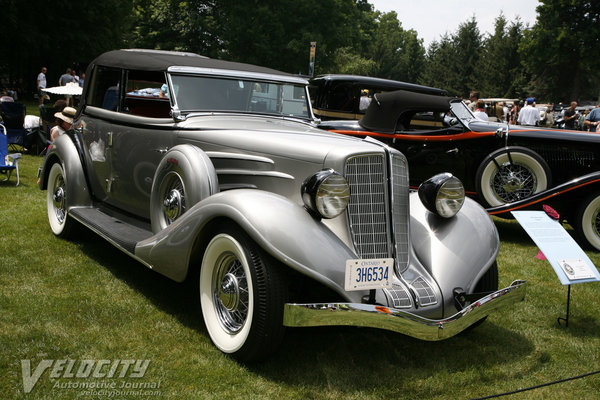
452,16,483,98
478,14,526,98
0,0,134,97
520,0,600,102
421,35,461,95
368,12,425,83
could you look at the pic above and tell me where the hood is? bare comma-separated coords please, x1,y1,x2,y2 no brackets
176,114,385,163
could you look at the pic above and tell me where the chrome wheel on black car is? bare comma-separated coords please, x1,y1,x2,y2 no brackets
476,147,551,207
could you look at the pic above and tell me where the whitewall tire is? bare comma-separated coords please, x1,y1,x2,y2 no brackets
199,226,286,361
476,147,551,207
575,192,600,251
47,163,75,237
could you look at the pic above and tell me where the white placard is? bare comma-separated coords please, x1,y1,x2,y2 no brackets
512,211,600,285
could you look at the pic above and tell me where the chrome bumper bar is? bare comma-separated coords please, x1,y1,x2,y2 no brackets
283,280,526,341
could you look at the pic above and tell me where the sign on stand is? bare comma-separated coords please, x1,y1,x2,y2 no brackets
512,210,600,325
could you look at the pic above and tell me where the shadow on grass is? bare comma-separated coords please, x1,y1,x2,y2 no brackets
72,227,206,333
69,225,534,393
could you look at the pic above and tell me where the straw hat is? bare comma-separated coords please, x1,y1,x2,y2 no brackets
54,107,76,124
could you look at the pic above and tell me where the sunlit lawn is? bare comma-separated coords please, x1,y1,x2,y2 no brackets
1,154,599,399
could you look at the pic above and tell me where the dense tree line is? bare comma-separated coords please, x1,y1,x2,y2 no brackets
1,0,598,103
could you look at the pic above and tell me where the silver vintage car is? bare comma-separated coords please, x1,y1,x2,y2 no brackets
38,49,526,361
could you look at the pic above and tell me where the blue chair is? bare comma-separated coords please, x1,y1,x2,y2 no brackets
1,101,27,151
0,123,21,185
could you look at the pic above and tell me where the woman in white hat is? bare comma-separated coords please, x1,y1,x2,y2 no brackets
50,107,76,141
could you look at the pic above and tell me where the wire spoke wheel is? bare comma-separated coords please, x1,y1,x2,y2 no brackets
199,226,287,361
212,253,250,333
490,162,537,203
476,147,551,207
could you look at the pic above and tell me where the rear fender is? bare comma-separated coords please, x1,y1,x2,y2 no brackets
39,134,92,208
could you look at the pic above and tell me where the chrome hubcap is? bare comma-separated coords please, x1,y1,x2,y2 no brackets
161,172,185,225
52,179,66,223
492,162,536,202
163,189,182,221
212,253,249,333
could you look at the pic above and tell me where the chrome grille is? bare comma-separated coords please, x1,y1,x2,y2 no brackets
345,152,410,273
345,154,389,258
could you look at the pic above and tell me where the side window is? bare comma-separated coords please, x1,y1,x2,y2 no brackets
398,111,447,132
123,70,170,118
325,83,353,112
88,66,121,111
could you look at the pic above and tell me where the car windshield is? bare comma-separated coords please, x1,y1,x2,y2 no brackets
170,74,311,120
450,100,476,124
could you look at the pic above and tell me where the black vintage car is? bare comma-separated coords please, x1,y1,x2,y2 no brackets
320,90,600,251
309,74,447,120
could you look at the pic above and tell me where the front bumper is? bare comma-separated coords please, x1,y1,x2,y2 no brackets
283,280,526,341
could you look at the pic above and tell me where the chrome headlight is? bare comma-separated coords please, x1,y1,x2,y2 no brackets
418,173,465,218
302,169,350,219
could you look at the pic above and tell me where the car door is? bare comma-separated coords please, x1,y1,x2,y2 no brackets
78,65,122,203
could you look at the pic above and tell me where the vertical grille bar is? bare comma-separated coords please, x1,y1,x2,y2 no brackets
390,152,410,273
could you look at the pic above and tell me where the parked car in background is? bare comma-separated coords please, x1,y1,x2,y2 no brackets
37,49,525,361
320,89,600,251
309,74,447,120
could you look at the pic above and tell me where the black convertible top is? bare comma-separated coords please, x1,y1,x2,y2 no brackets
359,90,454,133
90,49,294,76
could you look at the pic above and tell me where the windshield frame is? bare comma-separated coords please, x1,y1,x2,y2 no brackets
449,99,477,126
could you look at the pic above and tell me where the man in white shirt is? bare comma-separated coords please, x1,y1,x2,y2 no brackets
473,100,489,121
37,67,47,105
518,98,541,126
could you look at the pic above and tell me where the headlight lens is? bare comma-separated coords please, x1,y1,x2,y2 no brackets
418,173,465,218
302,169,350,219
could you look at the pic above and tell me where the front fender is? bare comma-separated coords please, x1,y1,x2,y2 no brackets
410,193,499,298
39,134,92,208
135,189,364,302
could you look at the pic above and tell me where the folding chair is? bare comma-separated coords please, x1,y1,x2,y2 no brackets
1,101,27,151
0,123,21,185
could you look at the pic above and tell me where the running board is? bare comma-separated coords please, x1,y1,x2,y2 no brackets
69,207,153,254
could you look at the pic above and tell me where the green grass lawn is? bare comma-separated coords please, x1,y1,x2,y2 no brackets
1,155,599,399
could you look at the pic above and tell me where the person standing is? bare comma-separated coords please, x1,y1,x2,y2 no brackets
584,105,600,133
517,98,541,126
468,91,480,111
37,67,47,105
563,101,578,129
473,100,489,121
59,68,74,86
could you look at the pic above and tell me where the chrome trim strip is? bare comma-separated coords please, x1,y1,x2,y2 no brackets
283,280,526,341
215,169,294,180
167,66,308,85
205,151,275,165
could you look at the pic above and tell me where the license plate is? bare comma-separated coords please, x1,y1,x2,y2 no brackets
345,259,393,291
